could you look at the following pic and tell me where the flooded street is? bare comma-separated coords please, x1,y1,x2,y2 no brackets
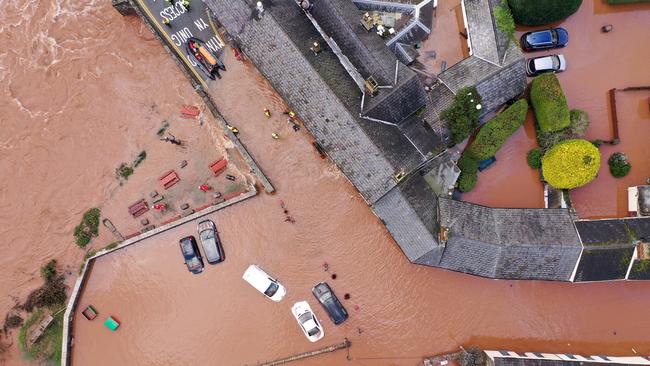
0,0,649,365
72,48,650,365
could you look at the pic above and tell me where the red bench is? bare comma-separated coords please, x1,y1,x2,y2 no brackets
159,170,180,189
180,105,200,118
209,159,228,176
128,199,149,218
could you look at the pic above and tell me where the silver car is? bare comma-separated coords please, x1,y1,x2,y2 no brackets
526,54,566,77
197,220,224,264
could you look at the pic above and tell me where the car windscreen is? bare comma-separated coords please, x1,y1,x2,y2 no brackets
552,56,560,69
187,256,201,270
264,282,278,297
199,230,220,261
307,326,320,337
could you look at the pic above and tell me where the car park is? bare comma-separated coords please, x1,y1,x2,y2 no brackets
291,301,324,342
242,264,287,302
197,220,225,264
520,28,569,51
526,54,566,77
179,236,204,274
312,282,348,325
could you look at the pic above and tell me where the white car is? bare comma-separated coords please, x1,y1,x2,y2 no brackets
526,54,566,76
242,264,286,302
291,301,324,342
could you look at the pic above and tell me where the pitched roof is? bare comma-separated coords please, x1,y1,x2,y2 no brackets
372,173,442,263
437,198,582,280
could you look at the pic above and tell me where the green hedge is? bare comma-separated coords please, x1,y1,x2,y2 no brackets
441,87,483,145
456,99,528,193
542,139,600,189
466,99,528,160
531,74,570,133
508,0,582,26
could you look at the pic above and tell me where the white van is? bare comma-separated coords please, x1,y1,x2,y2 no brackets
242,264,286,302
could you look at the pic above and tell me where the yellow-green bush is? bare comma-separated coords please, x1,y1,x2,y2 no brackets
531,74,570,133
542,139,600,189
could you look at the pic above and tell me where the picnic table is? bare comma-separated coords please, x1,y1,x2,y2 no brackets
128,199,149,218
159,170,180,189
209,159,228,176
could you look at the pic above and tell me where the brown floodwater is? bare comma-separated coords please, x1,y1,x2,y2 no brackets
71,42,650,366
465,0,650,216
0,0,239,363
2,0,650,365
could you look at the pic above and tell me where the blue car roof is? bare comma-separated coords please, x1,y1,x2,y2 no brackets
527,30,553,45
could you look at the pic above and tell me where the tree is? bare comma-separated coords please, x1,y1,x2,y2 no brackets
508,0,583,26
441,87,483,145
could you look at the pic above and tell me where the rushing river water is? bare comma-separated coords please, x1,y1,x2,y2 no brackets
2,0,650,365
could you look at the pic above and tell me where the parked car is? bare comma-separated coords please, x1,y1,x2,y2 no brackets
179,236,204,274
520,28,569,51
291,301,324,342
526,54,566,77
312,282,348,325
242,264,287,302
197,220,224,264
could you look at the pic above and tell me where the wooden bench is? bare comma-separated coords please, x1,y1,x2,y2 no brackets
128,199,149,218
209,159,228,176
159,170,180,189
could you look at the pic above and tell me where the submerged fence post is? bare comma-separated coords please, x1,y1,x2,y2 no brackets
257,339,351,366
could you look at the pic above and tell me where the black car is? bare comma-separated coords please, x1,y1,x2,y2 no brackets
179,236,204,274
520,28,569,51
312,282,348,325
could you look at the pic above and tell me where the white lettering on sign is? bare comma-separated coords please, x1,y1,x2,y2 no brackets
170,27,193,46
194,18,209,32
186,53,198,67
204,36,225,53
159,1,187,22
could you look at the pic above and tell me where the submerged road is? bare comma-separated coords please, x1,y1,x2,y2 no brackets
133,0,226,86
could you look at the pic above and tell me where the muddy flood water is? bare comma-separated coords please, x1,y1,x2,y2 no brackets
462,0,650,217
2,0,650,365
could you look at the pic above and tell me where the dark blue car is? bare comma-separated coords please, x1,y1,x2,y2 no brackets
179,236,204,274
312,282,348,325
520,28,569,51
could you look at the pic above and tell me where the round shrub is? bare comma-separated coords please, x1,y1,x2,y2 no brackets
527,148,542,169
458,172,478,193
508,0,583,26
542,139,601,189
608,152,631,178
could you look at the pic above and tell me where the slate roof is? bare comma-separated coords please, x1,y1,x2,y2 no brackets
311,0,398,85
372,171,442,263
573,246,635,282
574,217,650,245
437,198,582,280
639,186,650,216
463,0,500,64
